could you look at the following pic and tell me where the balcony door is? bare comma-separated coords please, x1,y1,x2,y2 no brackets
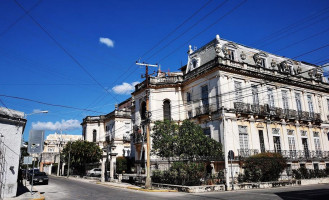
239,126,249,156
258,130,265,153
273,136,281,153
302,138,309,158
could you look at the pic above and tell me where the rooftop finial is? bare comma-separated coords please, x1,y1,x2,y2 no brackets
187,45,193,54
216,34,220,41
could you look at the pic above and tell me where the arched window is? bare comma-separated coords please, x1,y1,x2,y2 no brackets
140,101,147,120
93,130,97,142
163,99,171,120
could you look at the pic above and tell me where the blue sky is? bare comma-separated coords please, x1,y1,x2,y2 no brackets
1,0,329,141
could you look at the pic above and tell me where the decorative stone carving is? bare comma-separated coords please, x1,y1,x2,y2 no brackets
222,46,229,58
271,60,277,69
296,66,302,75
187,45,193,55
253,53,262,66
279,61,292,74
240,51,246,60
214,34,221,56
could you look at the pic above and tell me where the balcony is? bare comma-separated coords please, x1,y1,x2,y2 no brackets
234,102,252,114
237,149,329,161
149,76,183,85
237,149,259,158
132,133,146,144
195,104,217,117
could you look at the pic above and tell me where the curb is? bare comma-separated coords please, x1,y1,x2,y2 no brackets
30,192,45,200
97,182,177,192
126,186,177,192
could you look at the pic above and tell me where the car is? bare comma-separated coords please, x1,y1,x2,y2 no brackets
27,169,40,181
87,168,102,177
30,172,49,185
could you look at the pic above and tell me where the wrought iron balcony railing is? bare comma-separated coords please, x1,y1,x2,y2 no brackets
237,149,329,161
132,133,146,144
234,102,252,114
195,105,210,116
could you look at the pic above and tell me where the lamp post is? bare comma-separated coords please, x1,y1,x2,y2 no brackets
30,143,40,195
25,110,48,118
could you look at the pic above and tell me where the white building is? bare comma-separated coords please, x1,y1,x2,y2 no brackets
131,34,329,177
81,98,133,179
0,107,26,198
41,133,82,175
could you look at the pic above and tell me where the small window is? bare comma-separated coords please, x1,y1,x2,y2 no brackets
260,58,266,68
203,128,211,137
300,163,305,168
314,163,319,170
187,92,192,103
93,130,97,142
163,99,171,120
188,111,192,118
228,49,235,60
140,101,147,120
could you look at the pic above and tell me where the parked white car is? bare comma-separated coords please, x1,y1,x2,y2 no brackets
87,168,102,177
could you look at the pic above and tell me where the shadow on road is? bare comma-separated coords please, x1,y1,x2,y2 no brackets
275,189,329,200
16,184,29,196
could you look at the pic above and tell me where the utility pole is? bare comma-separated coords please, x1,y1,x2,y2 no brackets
67,139,71,178
136,61,158,189
57,130,62,176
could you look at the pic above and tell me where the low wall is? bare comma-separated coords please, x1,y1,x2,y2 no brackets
234,180,298,190
152,183,225,193
300,177,329,185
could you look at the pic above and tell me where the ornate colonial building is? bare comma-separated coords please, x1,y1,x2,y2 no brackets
81,98,133,179
131,34,329,177
41,133,82,174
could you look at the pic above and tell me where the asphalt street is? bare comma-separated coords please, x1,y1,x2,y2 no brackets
34,176,329,200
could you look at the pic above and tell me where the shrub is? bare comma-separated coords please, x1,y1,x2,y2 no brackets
151,161,206,186
116,157,127,174
243,152,287,182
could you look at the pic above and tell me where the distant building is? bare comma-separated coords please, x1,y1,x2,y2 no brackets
0,107,26,198
41,133,82,175
81,98,133,179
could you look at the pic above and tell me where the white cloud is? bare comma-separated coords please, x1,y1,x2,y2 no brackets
112,82,139,95
99,37,114,48
32,119,81,131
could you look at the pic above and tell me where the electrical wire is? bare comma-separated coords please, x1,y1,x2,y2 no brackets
13,0,119,102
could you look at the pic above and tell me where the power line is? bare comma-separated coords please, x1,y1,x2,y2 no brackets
273,27,329,53
0,0,43,37
292,43,329,59
145,0,230,61
249,6,329,46
13,0,119,102
0,94,106,114
158,0,248,63
140,0,214,60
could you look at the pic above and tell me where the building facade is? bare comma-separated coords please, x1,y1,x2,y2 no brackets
131,34,329,177
81,98,133,179
41,133,82,175
0,107,26,198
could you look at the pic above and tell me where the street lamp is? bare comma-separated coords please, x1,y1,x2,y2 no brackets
25,110,48,118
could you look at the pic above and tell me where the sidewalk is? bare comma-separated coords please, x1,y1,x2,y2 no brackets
60,175,177,192
4,182,45,200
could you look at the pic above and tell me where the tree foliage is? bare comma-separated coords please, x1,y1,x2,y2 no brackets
152,120,222,160
62,140,102,175
243,152,287,182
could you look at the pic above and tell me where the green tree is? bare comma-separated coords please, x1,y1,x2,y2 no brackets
152,120,222,160
62,140,102,175
244,152,287,182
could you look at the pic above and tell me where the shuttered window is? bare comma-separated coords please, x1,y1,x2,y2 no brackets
163,100,171,120
235,81,242,102
201,85,209,106
295,93,302,112
238,125,249,150
252,85,259,105
282,90,289,110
